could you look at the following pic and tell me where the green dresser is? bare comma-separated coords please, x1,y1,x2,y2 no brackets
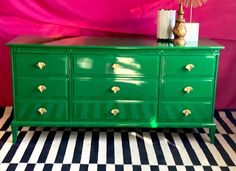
7,36,224,143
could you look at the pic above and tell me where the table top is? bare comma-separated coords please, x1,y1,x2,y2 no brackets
7,35,224,50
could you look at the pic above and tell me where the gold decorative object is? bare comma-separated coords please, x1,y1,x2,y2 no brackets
111,109,119,116
173,1,187,46
182,109,191,116
111,86,120,93
37,85,47,92
184,86,193,93
36,62,46,69
185,64,195,71
38,107,47,115
112,63,121,70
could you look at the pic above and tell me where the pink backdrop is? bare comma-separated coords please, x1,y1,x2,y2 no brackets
0,0,236,109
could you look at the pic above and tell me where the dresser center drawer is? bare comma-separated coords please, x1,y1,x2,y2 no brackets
73,78,158,99
73,100,157,124
73,54,159,76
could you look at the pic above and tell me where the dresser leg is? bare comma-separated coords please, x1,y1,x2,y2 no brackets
11,124,18,143
209,125,216,144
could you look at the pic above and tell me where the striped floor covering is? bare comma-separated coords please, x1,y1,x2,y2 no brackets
0,106,235,171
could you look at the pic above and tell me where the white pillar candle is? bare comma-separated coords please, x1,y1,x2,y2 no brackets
157,9,176,40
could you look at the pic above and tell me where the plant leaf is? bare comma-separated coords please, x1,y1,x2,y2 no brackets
177,0,208,8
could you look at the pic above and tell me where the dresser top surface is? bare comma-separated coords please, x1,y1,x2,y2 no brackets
7,35,224,49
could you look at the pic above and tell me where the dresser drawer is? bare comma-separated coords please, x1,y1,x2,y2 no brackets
15,101,68,122
14,53,68,75
160,102,212,123
162,79,214,99
73,78,158,99
73,54,159,76
15,77,68,99
161,56,216,76
73,100,157,124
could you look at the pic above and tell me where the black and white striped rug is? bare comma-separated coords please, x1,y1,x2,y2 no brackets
0,107,235,171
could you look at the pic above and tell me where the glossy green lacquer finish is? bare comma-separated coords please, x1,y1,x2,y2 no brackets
160,102,212,122
73,78,158,99
162,79,214,100
14,53,68,76
161,55,217,76
7,35,224,143
73,100,157,126
73,54,159,76
15,100,68,121
15,77,68,98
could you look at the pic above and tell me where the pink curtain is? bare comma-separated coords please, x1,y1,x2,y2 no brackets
0,0,236,108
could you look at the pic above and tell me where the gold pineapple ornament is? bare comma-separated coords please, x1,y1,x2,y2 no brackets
173,1,187,46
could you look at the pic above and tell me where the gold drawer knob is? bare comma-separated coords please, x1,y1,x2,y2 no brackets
36,62,46,69
112,63,121,70
111,109,119,116
111,86,120,93
184,86,193,93
182,109,191,116
38,108,47,115
185,64,194,71
37,85,47,92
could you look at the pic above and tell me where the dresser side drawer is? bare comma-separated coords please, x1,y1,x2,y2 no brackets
15,77,68,99
160,101,213,123
13,53,68,75
161,56,216,76
161,79,214,100
15,101,68,122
